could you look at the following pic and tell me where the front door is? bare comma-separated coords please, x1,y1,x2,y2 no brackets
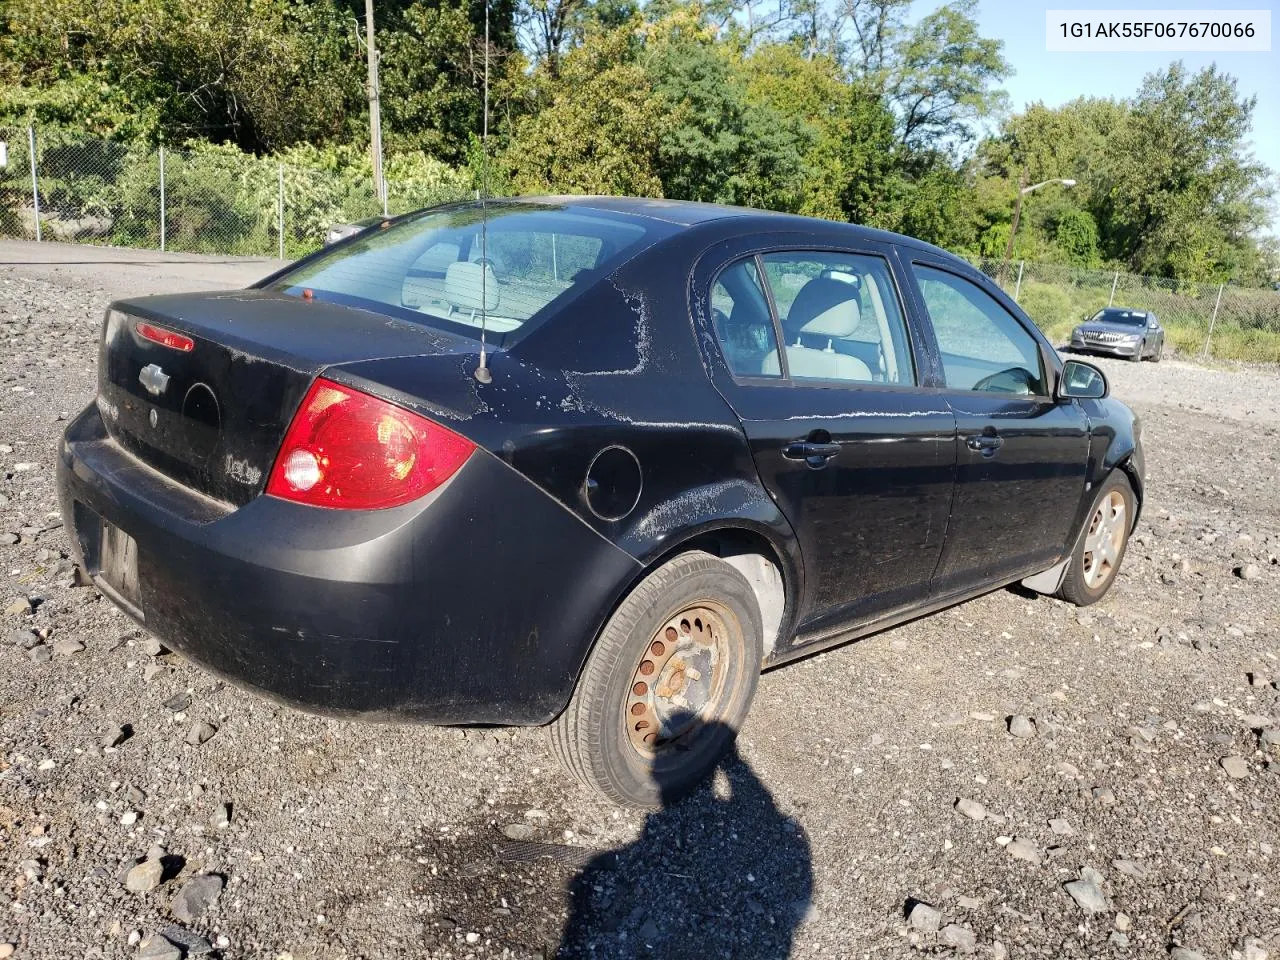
702,244,958,641
905,259,1090,594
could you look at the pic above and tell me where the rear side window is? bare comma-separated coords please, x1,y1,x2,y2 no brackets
912,265,1046,397
270,205,653,345
710,258,781,378
760,251,914,385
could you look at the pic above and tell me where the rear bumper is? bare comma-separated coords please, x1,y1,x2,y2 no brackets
57,404,640,724
1069,337,1142,358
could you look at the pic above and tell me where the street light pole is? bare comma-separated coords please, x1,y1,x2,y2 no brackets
365,0,385,209
999,174,1077,284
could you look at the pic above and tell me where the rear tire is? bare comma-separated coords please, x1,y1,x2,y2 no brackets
1152,340,1164,362
549,551,763,808
1057,471,1135,606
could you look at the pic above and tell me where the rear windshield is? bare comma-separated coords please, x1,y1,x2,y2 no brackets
1090,308,1147,326
269,203,655,346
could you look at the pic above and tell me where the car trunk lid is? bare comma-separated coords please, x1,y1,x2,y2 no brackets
97,289,471,506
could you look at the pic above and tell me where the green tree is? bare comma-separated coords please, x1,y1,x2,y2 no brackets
0,0,365,151
1048,207,1100,267
502,23,666,195
1108,62,1272,281
645,19,805,209
884,0,1011,147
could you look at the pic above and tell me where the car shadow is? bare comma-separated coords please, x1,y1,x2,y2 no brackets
557,722,814,959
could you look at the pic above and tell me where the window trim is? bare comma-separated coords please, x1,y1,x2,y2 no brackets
906,258,1055,402
705,246,921,392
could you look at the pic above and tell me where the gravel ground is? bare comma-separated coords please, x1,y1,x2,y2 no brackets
2,247,1279,960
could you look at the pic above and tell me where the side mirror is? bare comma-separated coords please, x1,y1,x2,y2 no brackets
1058,359,1108,400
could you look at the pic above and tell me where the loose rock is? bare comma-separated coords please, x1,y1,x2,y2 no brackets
185,722,217,746
1008,715,1037,739
1112,858,1150,880
210,804,231,830
125,859,164,893
939,924,976,953
1005,838,1042,865
907,901,942,934
137,935,182,960
171,874,223,923
1064,878,1108,915
140,636,166,657
1220,756,1250,779
954,797,986,821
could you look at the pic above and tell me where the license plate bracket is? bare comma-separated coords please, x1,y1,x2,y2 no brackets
98,519,141,608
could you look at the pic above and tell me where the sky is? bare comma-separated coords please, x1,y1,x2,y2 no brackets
932,0,1278,214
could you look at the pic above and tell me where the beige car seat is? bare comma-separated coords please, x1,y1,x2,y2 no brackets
445,261,500,317
763,277,873,380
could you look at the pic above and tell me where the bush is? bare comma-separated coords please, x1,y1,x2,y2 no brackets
1017,280,1075,341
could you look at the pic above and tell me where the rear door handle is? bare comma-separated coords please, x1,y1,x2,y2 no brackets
783,441,842,469
965,434,1004,457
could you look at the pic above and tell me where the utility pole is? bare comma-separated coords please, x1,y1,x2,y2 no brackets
999,173,1077,285
365,0,385,206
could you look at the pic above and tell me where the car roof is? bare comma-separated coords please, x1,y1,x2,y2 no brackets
508,195,961,261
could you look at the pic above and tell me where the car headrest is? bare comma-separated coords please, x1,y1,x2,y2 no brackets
788,277,860,338
445,261,499,313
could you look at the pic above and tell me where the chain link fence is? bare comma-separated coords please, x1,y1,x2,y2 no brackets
0,125,471,260
3,124,1277,362
970,257,1280,364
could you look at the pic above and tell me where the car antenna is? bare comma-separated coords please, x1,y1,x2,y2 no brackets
473,0,493,385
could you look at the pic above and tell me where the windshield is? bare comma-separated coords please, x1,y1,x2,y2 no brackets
1090,308,1147,326
269,203,656,346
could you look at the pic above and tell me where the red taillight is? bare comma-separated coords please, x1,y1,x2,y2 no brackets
135,321,195,352
266,378,475,510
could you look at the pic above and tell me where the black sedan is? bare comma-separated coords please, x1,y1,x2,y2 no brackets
57,197,1144,807
1069,307,1165,361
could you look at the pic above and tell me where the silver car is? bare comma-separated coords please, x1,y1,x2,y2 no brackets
1069,308,1165,362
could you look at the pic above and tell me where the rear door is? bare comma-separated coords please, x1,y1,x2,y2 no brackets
902,257,1090,594
698,237,957,642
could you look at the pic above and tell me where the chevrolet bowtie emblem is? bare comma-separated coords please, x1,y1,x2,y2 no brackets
139,363,170,397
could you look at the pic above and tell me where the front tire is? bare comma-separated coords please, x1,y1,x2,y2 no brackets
549,551,763,808
1057,471,1135,606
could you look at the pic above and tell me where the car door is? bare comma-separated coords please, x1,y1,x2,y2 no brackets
697,239,958,643
903,257,1090,595
1146,312,1164,356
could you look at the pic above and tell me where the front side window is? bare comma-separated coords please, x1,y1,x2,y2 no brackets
710,258,781,378
270,204,653,346
760,251,914,385
912,265,1047,396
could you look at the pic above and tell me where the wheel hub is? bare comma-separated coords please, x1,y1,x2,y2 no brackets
625,605,727,755
1082,490,1126,588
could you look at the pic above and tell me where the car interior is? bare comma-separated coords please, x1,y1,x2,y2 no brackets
712,255,912,385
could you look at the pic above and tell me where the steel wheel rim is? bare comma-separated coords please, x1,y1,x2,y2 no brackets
624,601,733,758
1082,490,1126,588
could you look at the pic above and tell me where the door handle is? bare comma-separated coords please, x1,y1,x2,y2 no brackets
783,441,842,469
965,434,1004,457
